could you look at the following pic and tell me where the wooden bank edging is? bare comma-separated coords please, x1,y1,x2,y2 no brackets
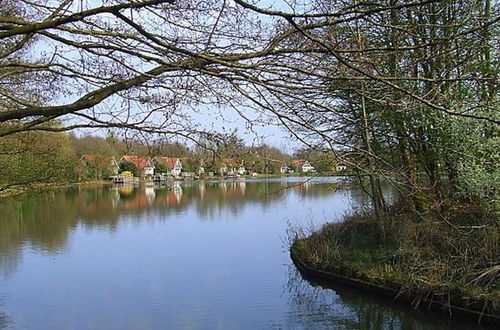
290,244,500,326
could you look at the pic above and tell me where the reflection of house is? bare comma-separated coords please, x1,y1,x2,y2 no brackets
292,159,315,173
154,157,182,176
144,186,156,204
294,181,311,192
198,181,206,198
238,181,246,194
80,155,119,179
166,184,182,204
226,182,245,199
120,155,155,178
121,192,151,210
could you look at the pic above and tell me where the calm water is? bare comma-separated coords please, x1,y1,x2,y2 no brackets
0,178,490,329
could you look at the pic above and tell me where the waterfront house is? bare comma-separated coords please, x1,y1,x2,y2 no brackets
120,155,155,178
292,159,316,173
280,163,294,174
154,157,182,176
336,162,347,172
220,158,242,176
197,159,205,175
237,163,246,175
80,155,119,179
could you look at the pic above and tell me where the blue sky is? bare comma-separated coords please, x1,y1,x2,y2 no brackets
63,1,307,150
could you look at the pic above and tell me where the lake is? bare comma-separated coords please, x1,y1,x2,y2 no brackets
0,177,490,329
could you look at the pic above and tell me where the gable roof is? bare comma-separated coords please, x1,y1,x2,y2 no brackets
224,158,239,168
121,155,152,170
154,157,179,170
292,159,307,166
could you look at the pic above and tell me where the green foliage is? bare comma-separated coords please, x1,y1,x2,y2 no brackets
119,161,139,177
0,123,77,190
154,162,168,174
310,0,500,212
311,156,336,173
82,156,116,180
181,158,197,173
447,112,500,210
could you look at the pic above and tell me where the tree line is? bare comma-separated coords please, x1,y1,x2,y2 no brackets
1,127,345,188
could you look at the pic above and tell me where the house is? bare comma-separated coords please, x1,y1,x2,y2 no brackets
237,163,246,175
336,162,347,172
197,159,205,175
154,157,182,176
120,155,155,178
280,163,294,174
220,158,242,176
292,159,316,173
80,155,119,179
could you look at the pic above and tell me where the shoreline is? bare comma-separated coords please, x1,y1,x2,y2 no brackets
0,174,353,199
290,236,500,326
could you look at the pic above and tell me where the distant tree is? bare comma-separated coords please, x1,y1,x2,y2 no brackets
181,158,198,173
312,156,335,174
0,122,77,191
154,162,168,174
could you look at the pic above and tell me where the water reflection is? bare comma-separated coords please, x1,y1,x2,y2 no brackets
285,266,495,329
0,178,483,329
0,179,337,276
0,312,9,330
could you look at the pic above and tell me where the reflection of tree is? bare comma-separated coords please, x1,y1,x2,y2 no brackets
0,193,80,277
0,312,10,330
0,180,336,275
285,266,483,330
0,242,20,278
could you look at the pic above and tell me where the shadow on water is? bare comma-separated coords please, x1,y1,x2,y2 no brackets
284,265,495,330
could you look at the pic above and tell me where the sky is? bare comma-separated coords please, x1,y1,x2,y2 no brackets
62,0,310,151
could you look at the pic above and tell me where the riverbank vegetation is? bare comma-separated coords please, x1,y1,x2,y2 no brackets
275,0,498,322
291,205,499,318
0,123,78,192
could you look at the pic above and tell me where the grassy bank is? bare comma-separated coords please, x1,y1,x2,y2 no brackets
291,208,499,321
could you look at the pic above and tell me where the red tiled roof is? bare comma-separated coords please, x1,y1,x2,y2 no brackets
154,157,178,170
224,158,239,167
121,155,152,170
292,159,307,166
